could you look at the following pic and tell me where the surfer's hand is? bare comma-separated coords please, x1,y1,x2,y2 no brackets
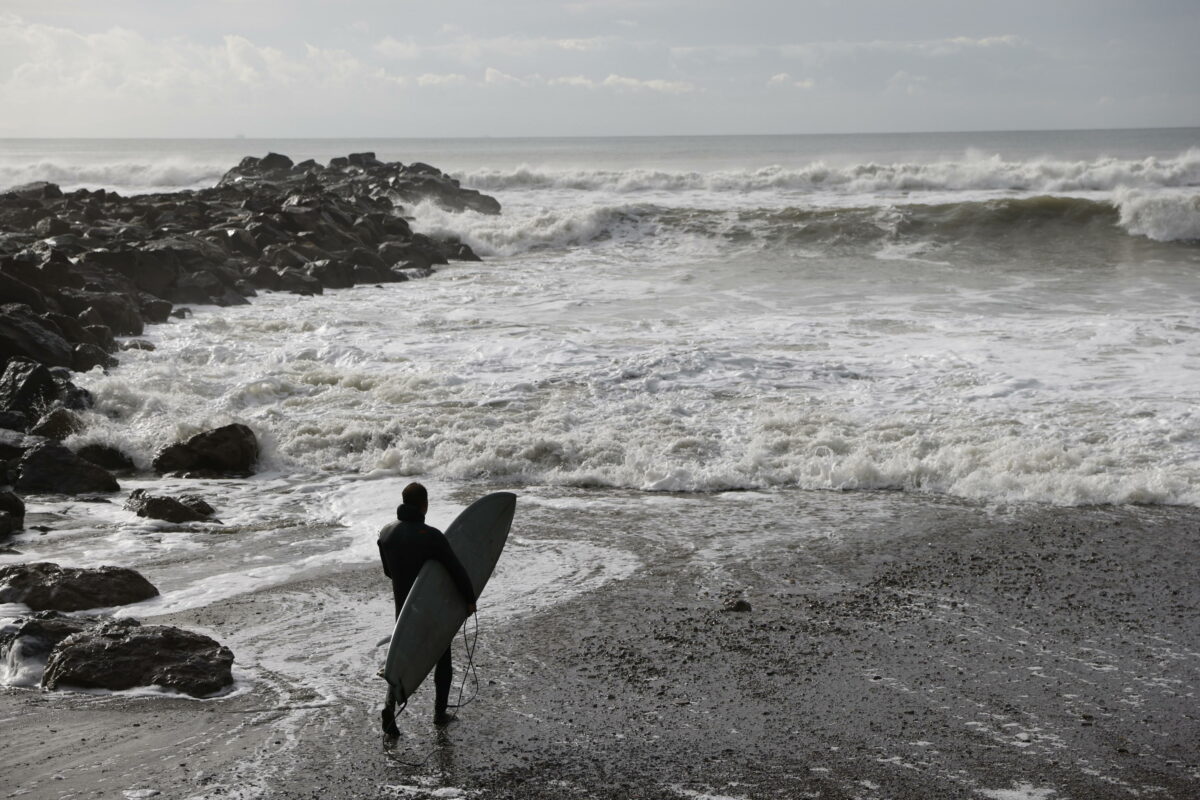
467,602,477,615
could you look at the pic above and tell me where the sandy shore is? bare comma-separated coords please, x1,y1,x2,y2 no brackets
3,493,1198,799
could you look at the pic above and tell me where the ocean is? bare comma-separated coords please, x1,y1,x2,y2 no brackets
1,131,1198,782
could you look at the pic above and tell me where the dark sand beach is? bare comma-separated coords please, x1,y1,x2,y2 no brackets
5,492,1197,799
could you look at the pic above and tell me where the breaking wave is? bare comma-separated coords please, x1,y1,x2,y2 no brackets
0,159,228,194
457,149,1200,195
412,193,1200,259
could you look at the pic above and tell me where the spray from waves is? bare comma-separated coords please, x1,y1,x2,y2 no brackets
0,159,229,194
456,149,1200,195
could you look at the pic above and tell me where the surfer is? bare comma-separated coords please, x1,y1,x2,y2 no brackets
378,482,477,734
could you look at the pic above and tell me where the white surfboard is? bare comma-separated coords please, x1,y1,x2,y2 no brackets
381,492,516,705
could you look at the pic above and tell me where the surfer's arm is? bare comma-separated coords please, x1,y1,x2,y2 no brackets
431,533,477,607
377,542,392,578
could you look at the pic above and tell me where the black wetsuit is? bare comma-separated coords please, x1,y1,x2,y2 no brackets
378,503,476,710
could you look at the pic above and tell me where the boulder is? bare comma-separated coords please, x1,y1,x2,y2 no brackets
151,423,259,476
0,611,97,686
42,618,235,697
0,307,73,368
16,442,119,493
0,490,25,525
0,428,44,461
73,342,118,372
28,407,84,440
6,182,63,200
124,488,215,523
0,358,59,416
0,562,158,611
277,268,323,295
74,443,136,472
0,271,49,313
0,410,29,432
0,511,16,540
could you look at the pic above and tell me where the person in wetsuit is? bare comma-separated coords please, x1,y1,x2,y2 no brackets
378,482,477,734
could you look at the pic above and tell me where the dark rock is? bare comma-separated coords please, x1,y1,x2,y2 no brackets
151,423,259,476
0,428,44,461
138,295,173,324
124,488,215,523
42,618,234,697
306,258,354,289
0,562,158,611
34,216,72,238
83,324,115,351
29,407,84,440
0,358,59,416
0,271,49,312
260,152,295,172
278,268,323,295
0,612,97,685
0,490,24,531
42,312,97,347
75,443,136,472
73,343,118,372
0,410,29,432
0,510,16,539
0,307,73,368
16,442,119,494
47,368,93,410
245,265,283,291
119,339,155,352
6,182,63,200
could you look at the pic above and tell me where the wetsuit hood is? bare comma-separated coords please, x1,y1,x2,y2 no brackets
396,503,425,522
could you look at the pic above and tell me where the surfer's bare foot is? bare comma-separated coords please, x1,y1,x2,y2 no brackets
381,707,400,737
433,708,456,726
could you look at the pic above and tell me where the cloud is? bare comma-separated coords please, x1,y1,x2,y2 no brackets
416,72,467,87
549,73,696,93
767,72,815,89
374,33,612,64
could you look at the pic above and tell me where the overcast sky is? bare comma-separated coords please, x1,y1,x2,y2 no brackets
1,1,1197,137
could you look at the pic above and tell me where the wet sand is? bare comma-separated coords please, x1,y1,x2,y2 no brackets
3,493,1198,799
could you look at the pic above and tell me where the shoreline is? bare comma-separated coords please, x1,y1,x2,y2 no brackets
3,492,1197,799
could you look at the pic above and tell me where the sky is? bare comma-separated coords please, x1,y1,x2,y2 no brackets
0,0,1197,137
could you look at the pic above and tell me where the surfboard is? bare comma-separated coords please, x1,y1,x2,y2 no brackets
381,491,516,705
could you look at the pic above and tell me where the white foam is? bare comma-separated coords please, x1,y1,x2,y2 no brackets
457,149,1200,195
0,158,227,194
1114,187,1200,241
978,785,1057,800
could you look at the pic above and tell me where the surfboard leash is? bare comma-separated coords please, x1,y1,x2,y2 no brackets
447,609,482,711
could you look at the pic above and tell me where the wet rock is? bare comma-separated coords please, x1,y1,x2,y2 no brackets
0,271,49,313
0,358,59,417
74,443,136,472
118,339,156,352
0,562,158,611
0,511,16,539
29,407,84,440
73,342,118,372
0,428,45,461
6,182,63,200
151,423,259,476
278,268,323,295
124,488,215,523
0,611,97,686
15,441,119,494
42,618,234,697
0,307,73,368
0,410,28,432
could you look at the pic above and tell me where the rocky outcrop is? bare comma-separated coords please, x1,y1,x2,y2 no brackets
0,611,97,686
74,442,136,472
151,423,258,476
15,441,119,493
0,489,25,538
41,618,235,697
0,562,158,611
125,489,215,523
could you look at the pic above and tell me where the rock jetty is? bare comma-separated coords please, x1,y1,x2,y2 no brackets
0,152,497,696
